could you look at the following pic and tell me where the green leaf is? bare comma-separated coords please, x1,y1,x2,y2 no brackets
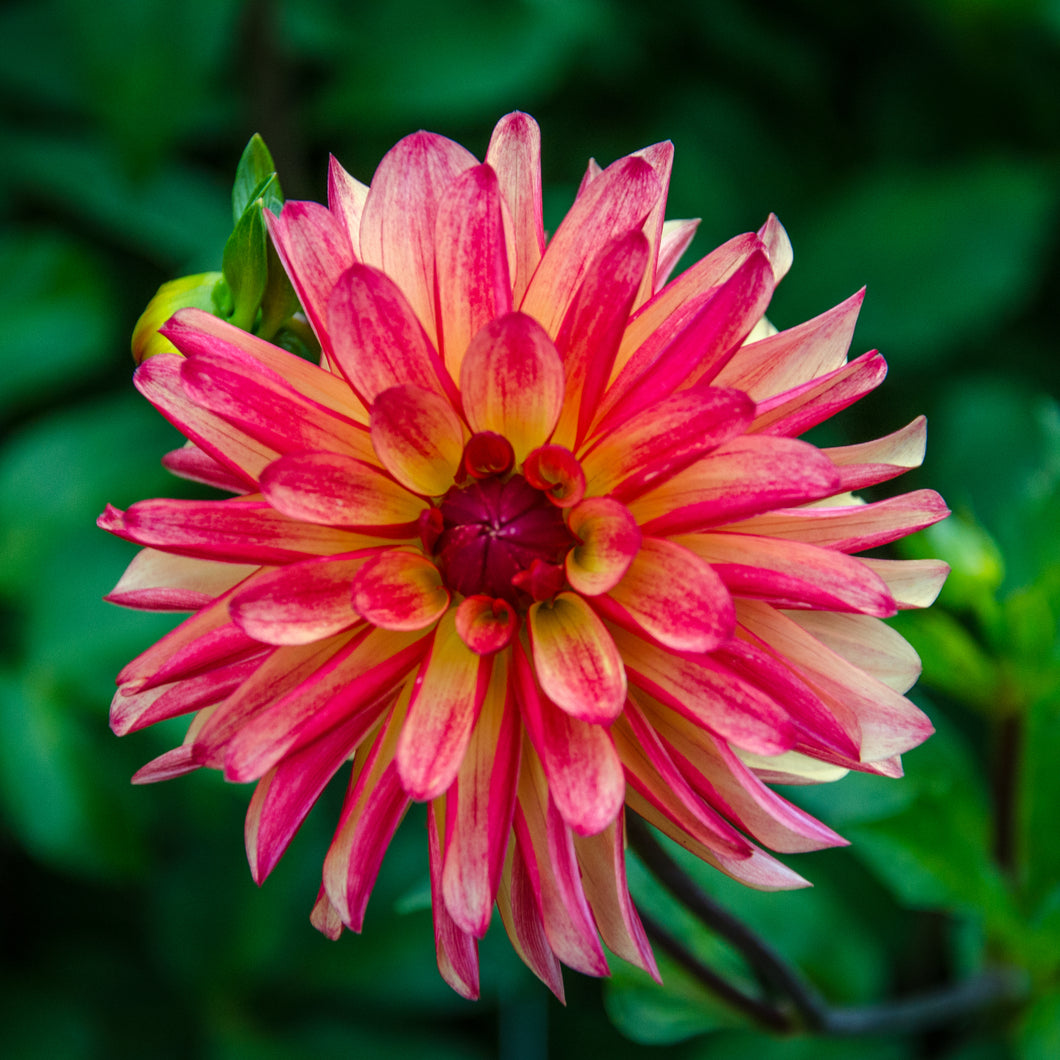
222,187,271,331
837,712,1020,938
774,158,1057,371
232,134,281,222
258,234,302,340
888,609,999,712
1020,692,1060,917
604,958,743,1045
1017,991,1060,1060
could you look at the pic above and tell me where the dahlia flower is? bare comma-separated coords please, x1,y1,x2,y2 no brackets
100,113,948,1000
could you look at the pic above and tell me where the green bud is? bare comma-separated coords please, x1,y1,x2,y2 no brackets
131,272,223,363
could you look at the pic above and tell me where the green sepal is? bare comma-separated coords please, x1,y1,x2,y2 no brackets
232,134,281,223
221,174,278,332
257,233,301,341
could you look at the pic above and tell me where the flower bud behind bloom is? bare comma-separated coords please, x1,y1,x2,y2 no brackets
131,272,222,363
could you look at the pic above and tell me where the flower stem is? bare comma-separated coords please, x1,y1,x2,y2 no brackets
626,814,1023,1036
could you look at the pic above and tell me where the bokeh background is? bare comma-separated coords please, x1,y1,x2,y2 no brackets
2,0,1058,1056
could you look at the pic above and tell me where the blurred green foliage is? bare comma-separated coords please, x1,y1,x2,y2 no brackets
2,0,1058,1057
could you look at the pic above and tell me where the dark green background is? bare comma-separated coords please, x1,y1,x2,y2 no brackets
2,0,1058,1056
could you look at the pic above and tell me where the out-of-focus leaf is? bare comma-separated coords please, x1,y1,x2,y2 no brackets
4,132,231,270
0,229,117,416
1020,692,1060,918
1017,991,1060,1060
889,608,999,711
0,669,146,878
902,515,1004,615
61,0,242,170
690,1028,909,1060
25,527,181,692
776,158,1056,369
835,713,1020,938
932,381,1060,590
604,958,743,1045
288,0,615,126
0,394,181,597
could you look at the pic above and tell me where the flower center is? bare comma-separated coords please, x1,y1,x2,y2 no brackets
432,474,576,606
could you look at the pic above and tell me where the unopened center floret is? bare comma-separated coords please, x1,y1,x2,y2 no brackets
433,474,575,605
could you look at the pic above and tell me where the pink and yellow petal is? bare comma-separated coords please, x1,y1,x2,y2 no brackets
460,313,564,463
485,112,544,304
370,384,465,496
603,537,734,652
358,131,478,346
565,497,641,597
396,610,492,800
435,163,513,378
260,450,425,533
528,593,627,724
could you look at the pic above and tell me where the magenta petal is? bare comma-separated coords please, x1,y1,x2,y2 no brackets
615,626,797,755
615,699,751,857
513,642,624,836
581,386,755,503
428,801,480,999
245,708,369,884
229,552,378,645
442,656,521,937
752,350,888,436
604,537,735,653
714,289,863,400
485,112,544,303
109,498,373,565
435,163,513,378
370,384,465,496
134,354,272,488
683,532,897,617
630,435,842,537
328,155,369,252
727,489,950,553
520,154,662,337
655,218,700,289
351,550,450,631
359,130,479,345
629,140,674,309
824,416,927,492
179,341,375,461
131,745,201,784
265,201,355,350
514,752,610,977
259,450,424,533
565,497,641,597
454,595,518,655
323,720,411,931
497,834,565,1000
596,248,774,433
572,816,660,980
220,629,427,783
111,653,264,736
327,264,455,406
551,229,650,450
